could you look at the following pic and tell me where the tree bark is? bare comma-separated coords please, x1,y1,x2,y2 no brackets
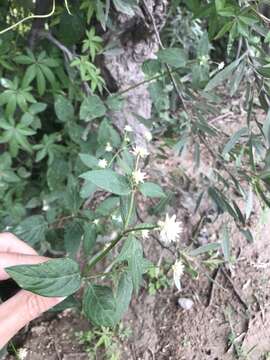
103,0,167,146
28,0,53,49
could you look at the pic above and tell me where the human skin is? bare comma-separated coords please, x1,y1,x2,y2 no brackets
0,232,63,349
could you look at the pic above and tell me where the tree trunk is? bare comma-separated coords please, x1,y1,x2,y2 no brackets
103,0,167,146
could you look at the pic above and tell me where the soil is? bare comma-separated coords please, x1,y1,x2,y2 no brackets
3,92,270,360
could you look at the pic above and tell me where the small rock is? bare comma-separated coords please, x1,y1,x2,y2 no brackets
31,325,46,335
178,298,194,310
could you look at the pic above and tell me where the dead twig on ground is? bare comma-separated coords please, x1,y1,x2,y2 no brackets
221,267,249,311
206,266,221,307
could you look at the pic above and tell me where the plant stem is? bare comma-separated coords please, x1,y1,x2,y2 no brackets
83,225,157,276
124,190,135,229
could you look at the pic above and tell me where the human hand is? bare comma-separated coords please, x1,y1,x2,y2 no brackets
0,232,64,349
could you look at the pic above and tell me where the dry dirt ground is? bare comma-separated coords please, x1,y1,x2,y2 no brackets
3,93,270,360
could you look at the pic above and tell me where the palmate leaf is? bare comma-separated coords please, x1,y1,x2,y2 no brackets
6,258,81,297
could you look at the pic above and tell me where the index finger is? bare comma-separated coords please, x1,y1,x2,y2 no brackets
0,232,37,255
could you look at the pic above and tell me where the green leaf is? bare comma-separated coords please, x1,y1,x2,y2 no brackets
222,127,249,156
221,224,230,263
139,182,166,198
204,57,243,92
79,153,99,168
116,236,146,294
80,169,131,196
189,242,221,256
79,95,106,122
14,215,48,246
263,107,270,147
98,119,121,147
6,258,81,297
96,196,120,216
112,0,135,16
55,95,74,122
83,223,97,254
157,48,187,68
64,221,83,258
114,271,133,323
83,284,116,327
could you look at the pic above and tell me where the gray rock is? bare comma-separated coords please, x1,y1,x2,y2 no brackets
178,298,194,310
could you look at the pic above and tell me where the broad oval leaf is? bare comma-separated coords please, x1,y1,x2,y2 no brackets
79,95,106,122
139,182,166,198
83,284,116,327
55,95,74,122
157,48,187,68
80,169,131,196
6,258,81,297
14,215,48,246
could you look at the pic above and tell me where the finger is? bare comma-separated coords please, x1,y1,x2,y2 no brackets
0,290,64,349
0,253,48,280
0,232,37,255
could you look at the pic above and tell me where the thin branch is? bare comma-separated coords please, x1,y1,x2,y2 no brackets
41,31,74,61
41,31,92,96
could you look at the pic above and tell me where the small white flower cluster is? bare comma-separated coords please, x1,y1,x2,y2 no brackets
132,169,146,185
172,259,185,291
124,125,133,132
132,146,149,158
18,348,28,360
158,214,183,244
141,229,149,239
98,158,108,168
218,61,225,70
105,142,113,152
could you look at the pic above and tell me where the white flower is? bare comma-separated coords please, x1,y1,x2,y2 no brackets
124,125,133,132
218,61,225,70
132,169,146,185
132,146,149,158
42,200,49,211
158,214,183,244
141,229,149,239
18,348,28,360
93,219,99,225
112,214,122,223
199,55,209,66
172,259,184,291
144,131,152,142
98,158,108,168
105,142,113,152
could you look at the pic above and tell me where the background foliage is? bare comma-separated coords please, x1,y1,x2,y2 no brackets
1,0,270,343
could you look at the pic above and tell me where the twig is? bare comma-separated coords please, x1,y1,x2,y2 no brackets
41,31,74,61
206,266,221,307
221,267,248,310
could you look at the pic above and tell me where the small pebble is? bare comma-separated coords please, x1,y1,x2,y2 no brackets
178,298,194,310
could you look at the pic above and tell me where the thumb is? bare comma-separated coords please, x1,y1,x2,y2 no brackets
0,253,48,280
